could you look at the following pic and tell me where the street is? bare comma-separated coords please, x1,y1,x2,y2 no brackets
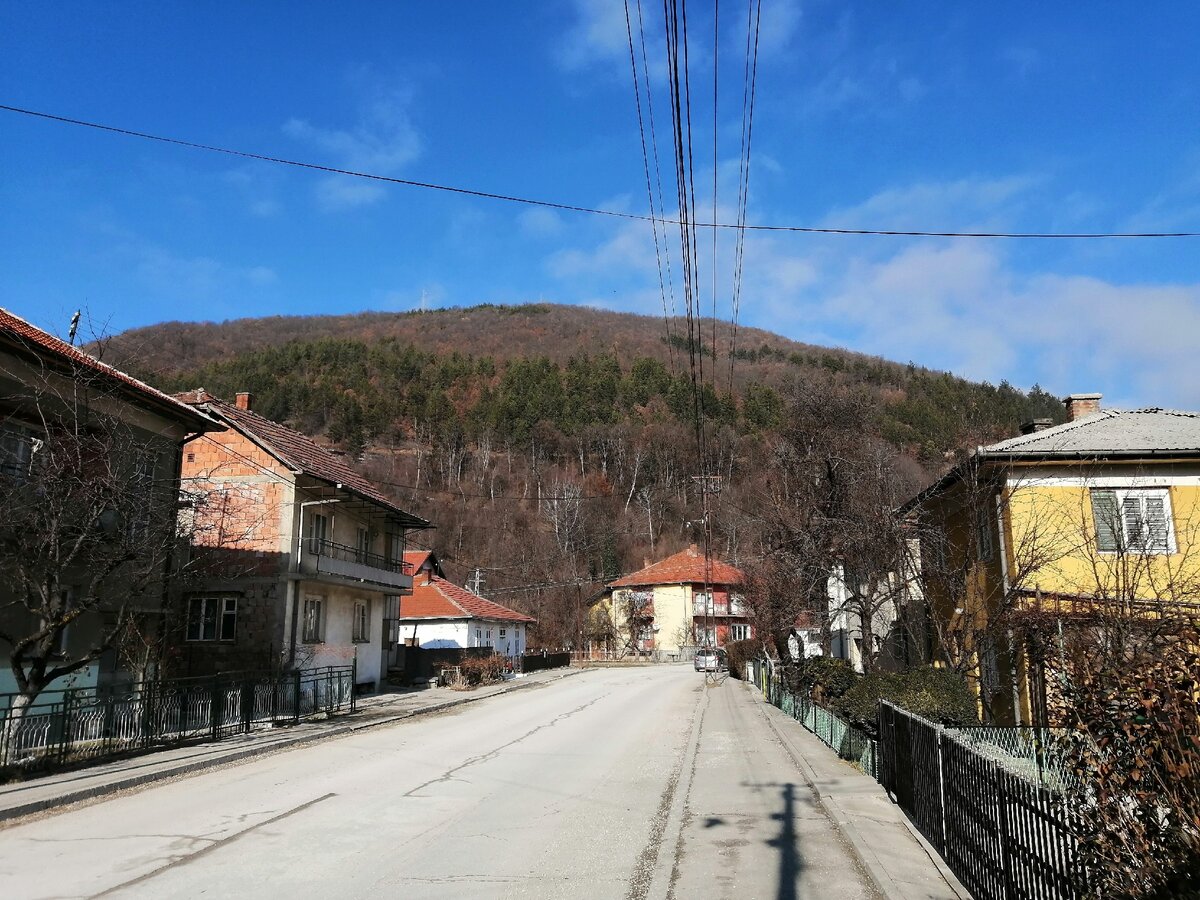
0,667,878,899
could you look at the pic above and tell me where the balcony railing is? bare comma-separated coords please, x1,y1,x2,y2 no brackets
301,539,414,590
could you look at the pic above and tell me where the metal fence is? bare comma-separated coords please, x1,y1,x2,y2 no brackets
1,666,355,777
767,680,878,778
878,701,1086,900
520,651,571,673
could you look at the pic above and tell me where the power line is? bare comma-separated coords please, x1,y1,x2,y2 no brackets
4,103,1196,239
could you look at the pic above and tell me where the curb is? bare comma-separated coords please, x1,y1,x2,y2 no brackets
0,667,588,824
746,682,969,900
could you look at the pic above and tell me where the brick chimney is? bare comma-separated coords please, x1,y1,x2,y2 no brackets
1064,393,1101,422
235,391,253,411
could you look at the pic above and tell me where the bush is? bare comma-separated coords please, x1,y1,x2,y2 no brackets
723,639,760,680
456,655,508,687
833,667,977,737
790,657,859,703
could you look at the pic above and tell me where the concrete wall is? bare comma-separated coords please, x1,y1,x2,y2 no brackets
296,585,386,690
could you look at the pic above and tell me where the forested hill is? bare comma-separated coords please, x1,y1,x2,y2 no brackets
102,303,1064,644
104,303,1063,462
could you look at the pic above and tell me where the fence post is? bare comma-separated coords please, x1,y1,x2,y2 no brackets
350,659,357,714
211,675,221,740
59,690,74,766
293,670,301,724
995,768,1016,900
240,678,254,733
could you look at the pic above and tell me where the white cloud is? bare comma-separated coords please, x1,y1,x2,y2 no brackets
283,85,421,211
822,175,1041,232
518,207,566,238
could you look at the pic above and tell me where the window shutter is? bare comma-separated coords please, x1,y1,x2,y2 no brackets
1144,495,1170,552
1122,495,1145,547
1091,490,1119,551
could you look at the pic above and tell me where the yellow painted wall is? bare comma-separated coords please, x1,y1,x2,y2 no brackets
599,584,695,654
1004,478,1200,603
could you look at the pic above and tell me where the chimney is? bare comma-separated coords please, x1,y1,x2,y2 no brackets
689,543,698,554
235,391,253,411
1019,418,1053,435
1063,393,1101,422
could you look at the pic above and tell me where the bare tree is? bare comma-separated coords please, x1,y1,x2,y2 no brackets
0,368,187,716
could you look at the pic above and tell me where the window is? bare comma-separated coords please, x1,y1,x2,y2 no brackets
976,514,994,561
694,625,716,646
729,594,746,616
1091,488,1174,554
386,533,403,566
499,628,507,638
0,422,42,480
128,454,158,542
306,513,329,555
730,624,752,641
186,597,237,641
352,600,369,643
693,591,713,615
302,597,324,642
355,526,371,562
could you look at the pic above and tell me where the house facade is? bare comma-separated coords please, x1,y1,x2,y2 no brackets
596,545,749,657
171,390,431,691
0,308,222,700
903,394,1200,725
394,551,534,656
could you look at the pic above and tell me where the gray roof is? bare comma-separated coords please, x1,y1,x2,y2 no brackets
981,408,1200,458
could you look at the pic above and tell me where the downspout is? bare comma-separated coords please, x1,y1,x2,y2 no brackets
994,486,1022,725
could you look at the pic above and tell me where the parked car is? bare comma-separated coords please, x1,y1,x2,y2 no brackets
694,647,727,672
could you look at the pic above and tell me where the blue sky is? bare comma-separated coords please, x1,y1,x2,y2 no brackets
3,2,1200,407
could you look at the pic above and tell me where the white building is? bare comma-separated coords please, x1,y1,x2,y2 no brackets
396,552,535,656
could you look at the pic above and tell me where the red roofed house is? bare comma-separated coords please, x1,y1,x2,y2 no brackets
396,551,535,657
171,390,431,692
595,545,749,658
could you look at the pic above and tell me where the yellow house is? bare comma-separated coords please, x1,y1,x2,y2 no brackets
902,394,1200,726
589,546,749,658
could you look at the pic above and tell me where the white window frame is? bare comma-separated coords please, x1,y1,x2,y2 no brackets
355,526,371,562
730,623,752,642
187,597,237,642
499,627,507,638
352,599,370,643
302,596,325,643
0,421,43,480
1091,488,1176,555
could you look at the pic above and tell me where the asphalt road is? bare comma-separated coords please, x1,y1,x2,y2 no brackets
0,667,878,900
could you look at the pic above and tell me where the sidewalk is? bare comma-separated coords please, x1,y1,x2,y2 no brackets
0,666,587,824
745,681,972,900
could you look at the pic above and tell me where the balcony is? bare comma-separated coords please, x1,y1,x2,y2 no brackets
299,539,414,592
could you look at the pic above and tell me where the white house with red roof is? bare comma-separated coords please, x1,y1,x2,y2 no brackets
595,545,749,658
396,551,535,657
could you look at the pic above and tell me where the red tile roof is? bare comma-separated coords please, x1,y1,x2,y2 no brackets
400,575,536,624
0,308,220,431
609,545,744,589
404,550,434,574
184,392,430,529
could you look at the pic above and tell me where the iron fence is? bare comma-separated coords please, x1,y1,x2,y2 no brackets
878,701,1086,900
1,665,355,778
767,681,878,778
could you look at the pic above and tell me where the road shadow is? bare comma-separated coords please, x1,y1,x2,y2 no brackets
766,782,802,900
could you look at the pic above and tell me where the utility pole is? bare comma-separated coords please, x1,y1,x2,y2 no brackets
467,568,485,597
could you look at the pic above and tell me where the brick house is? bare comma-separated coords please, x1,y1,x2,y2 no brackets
593,545,748,657
170,390,431,691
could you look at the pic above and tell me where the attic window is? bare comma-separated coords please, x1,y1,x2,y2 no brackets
186,452,195,463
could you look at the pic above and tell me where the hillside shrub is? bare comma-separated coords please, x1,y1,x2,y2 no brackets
723,639,760,680
833,667,978,737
